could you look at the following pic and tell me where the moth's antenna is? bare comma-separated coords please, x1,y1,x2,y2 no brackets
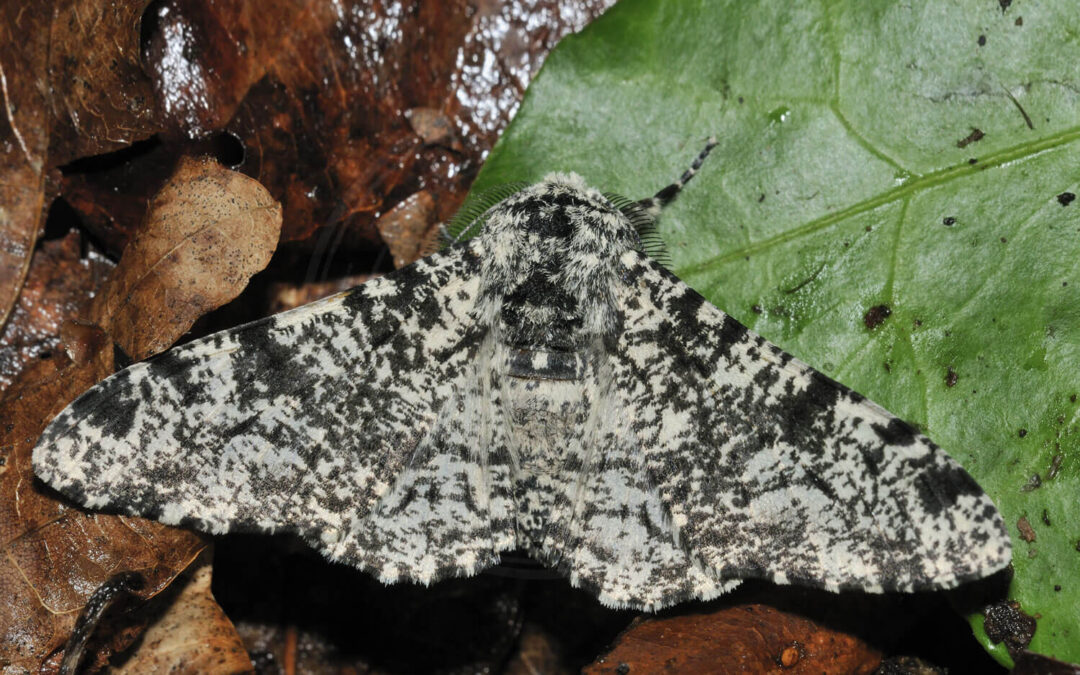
637,136,718,219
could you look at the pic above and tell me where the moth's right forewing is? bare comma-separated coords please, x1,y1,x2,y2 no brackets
610,250,1010,596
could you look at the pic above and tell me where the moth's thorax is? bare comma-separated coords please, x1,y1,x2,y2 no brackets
478,173,636,352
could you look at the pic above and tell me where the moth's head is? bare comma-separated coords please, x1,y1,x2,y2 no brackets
442,172,671,266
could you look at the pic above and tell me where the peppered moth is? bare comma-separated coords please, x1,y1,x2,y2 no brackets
34,140,1011,610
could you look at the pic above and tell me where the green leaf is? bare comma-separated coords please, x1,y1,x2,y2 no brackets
474,0,1080,665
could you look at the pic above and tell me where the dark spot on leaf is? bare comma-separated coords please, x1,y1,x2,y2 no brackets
1041,509,1051,526
1017,517,1036,542
751,304,762,314
863,304,891,329
945,367,958,387
1000,237,1007,243
977,34,987,46
1071,393,1077,403
942,216,956,226
758,193,765,202
968,158,978,164
999,0,1012,11
865,225,872,232
1057,191,1076,206
1021,474,1041,492
956,128,984,148
1055,584,1061,591
1015,16,1023,26
1018,428,1027,438
984,602,1037,659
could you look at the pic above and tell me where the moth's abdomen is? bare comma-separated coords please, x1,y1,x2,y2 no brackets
504,374,591,547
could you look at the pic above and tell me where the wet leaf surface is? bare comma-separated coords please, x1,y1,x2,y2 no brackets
0,231,113,391
63,0,614,257
476,0,1080,666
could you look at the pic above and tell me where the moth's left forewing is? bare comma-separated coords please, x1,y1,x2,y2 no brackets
611,250,1011,597
33,240,515,585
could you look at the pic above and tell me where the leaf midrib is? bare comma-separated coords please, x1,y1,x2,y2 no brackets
677,123,1080,278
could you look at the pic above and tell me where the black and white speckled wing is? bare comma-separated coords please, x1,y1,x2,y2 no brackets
612,250,1011,595
553,426,742,610
34,241,515,585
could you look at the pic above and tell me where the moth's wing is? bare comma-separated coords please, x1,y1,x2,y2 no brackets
610,250,1011,596
34,241,515,584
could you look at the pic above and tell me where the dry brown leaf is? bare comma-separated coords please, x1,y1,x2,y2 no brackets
0,2,51,335
585,603,883,675
1,0,170,334
46,1,162,165
108,555,252,674
90,156,281,361
376,190,438,269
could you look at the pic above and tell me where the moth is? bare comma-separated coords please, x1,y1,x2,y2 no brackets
34,140,1010,610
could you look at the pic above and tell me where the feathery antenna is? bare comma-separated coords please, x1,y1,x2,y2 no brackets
637,136,718,218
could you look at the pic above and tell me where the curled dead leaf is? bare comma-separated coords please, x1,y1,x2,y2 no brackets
90,156,282,361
